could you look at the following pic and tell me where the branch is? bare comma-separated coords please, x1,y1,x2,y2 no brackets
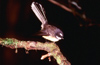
48,0,90,23
0,38,71,65
48,0,72,13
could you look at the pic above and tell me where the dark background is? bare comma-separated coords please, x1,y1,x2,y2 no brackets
0,0,99,65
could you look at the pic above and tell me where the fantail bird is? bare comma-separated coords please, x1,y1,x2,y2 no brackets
31,2,64,42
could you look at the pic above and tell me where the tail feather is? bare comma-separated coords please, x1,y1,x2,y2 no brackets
31,2,48,29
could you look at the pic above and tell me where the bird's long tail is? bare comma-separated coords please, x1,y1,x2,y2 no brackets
31,2,48,29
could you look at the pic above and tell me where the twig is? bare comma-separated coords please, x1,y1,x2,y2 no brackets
0,38,71,65
48,0,89,21
48,0,72,13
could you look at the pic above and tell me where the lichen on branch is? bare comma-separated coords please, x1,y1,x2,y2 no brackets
0,38,71,65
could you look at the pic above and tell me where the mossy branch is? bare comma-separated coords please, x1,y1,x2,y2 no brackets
0,38,71,65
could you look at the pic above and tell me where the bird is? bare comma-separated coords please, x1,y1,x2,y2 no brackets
31,2,64,42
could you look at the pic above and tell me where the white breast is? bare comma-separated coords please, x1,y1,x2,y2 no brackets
42,36,60,42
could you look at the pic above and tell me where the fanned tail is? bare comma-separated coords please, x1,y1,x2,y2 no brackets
31,2,48,29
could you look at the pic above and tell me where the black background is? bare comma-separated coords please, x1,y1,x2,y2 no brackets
0,0,99,65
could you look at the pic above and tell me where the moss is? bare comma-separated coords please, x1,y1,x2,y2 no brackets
2,38,13,45
1,38,18,45
56,55,61,64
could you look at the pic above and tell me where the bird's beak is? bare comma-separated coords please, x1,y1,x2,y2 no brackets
61,37,64,39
